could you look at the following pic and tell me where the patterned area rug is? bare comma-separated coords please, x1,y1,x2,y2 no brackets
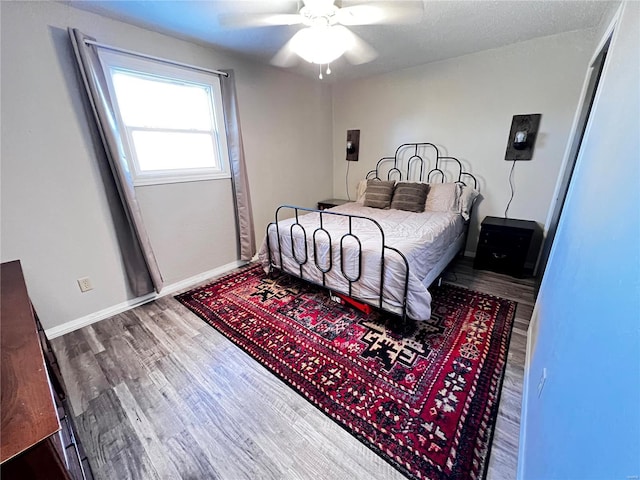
176,264,516,480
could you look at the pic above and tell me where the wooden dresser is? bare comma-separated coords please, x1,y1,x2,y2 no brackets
1,260,92,480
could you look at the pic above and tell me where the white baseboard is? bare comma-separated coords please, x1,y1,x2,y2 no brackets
157,260,246,297
45,260,246,339
44,293,157,340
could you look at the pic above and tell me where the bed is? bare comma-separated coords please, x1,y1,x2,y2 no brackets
258,142,479,322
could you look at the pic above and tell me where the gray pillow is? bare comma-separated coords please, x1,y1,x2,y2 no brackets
390,182,429,212
363,180,395,209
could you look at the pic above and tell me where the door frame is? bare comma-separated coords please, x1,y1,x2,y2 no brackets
536,11,619,286
517,4,623,478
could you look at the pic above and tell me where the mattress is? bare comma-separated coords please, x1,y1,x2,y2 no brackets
258,202,465,320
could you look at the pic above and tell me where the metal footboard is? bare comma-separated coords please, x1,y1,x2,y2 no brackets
266,205,410,321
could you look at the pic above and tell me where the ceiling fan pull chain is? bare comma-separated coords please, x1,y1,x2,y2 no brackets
319,64,323,79
326,63,331,75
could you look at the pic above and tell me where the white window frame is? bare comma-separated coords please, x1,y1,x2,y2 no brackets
98,50,230,186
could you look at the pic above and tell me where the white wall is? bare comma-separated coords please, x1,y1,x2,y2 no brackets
331,29,596,256
519,2,639,477
0,1,333,330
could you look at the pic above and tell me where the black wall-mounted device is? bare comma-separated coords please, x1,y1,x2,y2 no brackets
346,129,360,161
505,114,542,161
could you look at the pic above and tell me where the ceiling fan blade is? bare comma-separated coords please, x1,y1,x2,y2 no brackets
339,27,378,65
270,37,301,68
219,13,303,28
337,1,424,26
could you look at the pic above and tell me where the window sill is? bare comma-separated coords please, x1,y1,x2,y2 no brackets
133,172,231,187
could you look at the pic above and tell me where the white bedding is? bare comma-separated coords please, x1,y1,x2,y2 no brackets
258,202,465,320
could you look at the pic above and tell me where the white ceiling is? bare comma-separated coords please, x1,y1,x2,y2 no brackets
66,0,615,81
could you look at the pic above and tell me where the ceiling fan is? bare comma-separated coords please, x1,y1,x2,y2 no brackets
219,0,424,78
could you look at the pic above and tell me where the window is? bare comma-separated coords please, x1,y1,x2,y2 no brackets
98,51,230,186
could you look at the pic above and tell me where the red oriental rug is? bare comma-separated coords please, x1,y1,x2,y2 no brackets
176,264,516,480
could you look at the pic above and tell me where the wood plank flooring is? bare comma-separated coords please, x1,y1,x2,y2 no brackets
51,257,534,480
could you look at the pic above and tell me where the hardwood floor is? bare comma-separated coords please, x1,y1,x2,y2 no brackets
51,257,534,480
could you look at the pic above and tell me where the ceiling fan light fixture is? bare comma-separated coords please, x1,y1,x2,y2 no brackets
300,0,338,23
336,5,386,25
290,25,352,65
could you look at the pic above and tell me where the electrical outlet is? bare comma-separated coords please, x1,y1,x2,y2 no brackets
77,277,93,293
537,367,547,398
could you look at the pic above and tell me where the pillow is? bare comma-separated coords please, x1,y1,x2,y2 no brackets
363,180,395,209
390,182,428,213
425,183,461,213
458,184,480,221
356,179,368,204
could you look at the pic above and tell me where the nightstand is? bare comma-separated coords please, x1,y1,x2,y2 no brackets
474,216,539,278
317,198,349,210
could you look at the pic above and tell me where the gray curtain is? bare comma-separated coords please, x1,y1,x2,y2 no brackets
68,28,163,294
220,70,256,261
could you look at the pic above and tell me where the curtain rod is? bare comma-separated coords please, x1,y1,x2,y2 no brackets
83,39,229,77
